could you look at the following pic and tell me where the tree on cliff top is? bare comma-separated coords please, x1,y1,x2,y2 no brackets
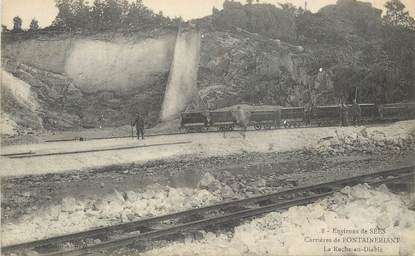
52,0,171,31
123,0,156,28
53,0,74,29
279,2,305,17
53,0,90,30
12,16,23,32
2,25,9,32
383,0,415,30
29,19,40,31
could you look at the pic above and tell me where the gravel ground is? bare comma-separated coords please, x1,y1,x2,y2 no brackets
1,147,414,240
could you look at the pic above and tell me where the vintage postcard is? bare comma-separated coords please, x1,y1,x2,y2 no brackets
0,0,414,255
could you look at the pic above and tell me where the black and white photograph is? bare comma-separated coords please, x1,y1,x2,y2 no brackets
0,0,414,255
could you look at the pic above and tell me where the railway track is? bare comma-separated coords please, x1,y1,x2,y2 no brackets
2,165,414,256
3,141,192,159
42,121,388,144
42,125,311,143
2,125,333,157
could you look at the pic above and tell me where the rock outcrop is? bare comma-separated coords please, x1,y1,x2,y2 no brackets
213,1,297,42
1,69,43,136
319,0,382,36
197,30,334,109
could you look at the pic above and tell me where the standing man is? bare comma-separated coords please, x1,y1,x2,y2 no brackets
303,89,313,126
132,113,145,140
351,99,361,125
98,113,104,129
231,106,249,139
340,101,349,126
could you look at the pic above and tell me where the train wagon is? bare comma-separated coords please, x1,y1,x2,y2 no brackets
359,104,378,123
180,102,414,133
390,102,415,120
280,107,304,127
381,103,407,121
382,103,415,121
312,105,341,126
180,112,208,132
209,111,236,131
250,110,281,130
405,102,415,119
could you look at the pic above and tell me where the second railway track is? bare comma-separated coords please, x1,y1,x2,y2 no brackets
2,165,414,256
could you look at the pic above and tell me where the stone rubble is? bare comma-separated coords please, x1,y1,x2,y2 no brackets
142,184,415,256
2,171,349,246
309,124,414,156
1,184,221,246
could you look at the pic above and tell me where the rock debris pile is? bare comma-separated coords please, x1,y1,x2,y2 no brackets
2,171,315,247
311,123,414,156
198,171,286,199
143,184,415,256
2,184,221,246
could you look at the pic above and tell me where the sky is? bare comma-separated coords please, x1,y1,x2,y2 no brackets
1,0,415,29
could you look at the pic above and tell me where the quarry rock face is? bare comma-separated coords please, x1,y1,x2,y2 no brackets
1,28,334,131
1,3,345,132
197,31,333,109
0,68,43,135
2,29,321,131
1,31,176,131
65,38,174,93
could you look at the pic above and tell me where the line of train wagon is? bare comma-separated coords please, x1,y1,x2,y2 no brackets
180,102,415,132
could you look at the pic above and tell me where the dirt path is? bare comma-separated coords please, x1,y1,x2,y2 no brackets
2,121,414,177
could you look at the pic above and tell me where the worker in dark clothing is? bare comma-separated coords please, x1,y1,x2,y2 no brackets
340,102,349,126
98,113,104,129
351,99,361,125
304,101,312,126
132,113,145,140
232,106,249,139
303,89,313,126
376,103,384,120
202,109,211,127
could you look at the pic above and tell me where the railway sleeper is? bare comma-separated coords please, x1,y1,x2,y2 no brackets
176,213,206,224
256,199,273,206
150,223,177,231
218,205,255,213
385,181,415,193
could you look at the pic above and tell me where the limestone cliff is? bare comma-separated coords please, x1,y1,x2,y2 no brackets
2,30,176,131
1,26,333,132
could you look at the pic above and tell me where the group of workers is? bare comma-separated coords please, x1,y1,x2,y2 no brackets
303,86,362,127
340,99,362,126
304,99,362,127
350,101,363,124
96,112,146,140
